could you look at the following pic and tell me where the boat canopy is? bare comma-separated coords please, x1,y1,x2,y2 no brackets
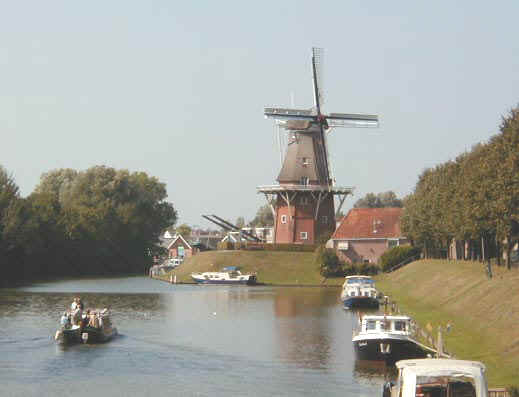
222,266,239,272
396,359,488,397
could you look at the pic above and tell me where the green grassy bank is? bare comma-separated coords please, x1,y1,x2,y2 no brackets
160,250,343,286
376,259,519,388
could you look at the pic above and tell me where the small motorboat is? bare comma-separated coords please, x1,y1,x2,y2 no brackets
80,308,118,343
383,358,488,397
341,275,380,309
352,314,435,365
191,266,257,285
55,308,117,344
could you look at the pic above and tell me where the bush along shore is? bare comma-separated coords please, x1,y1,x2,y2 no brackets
376,259,519,388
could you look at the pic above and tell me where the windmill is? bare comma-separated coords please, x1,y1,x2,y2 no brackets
258,48,379,244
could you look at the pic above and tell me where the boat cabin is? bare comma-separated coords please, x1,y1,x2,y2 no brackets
343,275,376,287
387,359,488,397
360,315,411,335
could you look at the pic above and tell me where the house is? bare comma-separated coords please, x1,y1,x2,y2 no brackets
241,227,274,243
159,231,198,261
331,207,408,264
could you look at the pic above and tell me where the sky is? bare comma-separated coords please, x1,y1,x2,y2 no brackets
1,1,519,228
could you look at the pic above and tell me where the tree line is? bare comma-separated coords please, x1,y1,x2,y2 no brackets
401,106,519,268
0,165,177,285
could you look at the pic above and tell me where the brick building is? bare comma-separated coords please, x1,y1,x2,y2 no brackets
331,207,408,264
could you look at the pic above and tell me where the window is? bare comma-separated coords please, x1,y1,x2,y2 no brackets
321,215,328,224
281,215,287,224
366,320,376,331
394,321,407,332
388,239,399,248
301,157,310,167
300,231,308,240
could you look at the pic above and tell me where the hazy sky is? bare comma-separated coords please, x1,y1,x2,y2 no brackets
2,1,519,228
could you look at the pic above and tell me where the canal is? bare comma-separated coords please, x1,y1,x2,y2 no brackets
0,277,389,396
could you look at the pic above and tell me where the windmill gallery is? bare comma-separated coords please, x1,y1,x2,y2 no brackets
257,48,379,245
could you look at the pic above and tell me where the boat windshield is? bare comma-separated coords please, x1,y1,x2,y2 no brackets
347,278,374,285
415,375,476,397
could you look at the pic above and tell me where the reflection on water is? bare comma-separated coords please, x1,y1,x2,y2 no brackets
273,288,337,369
0,277,386,396
354,360,397,382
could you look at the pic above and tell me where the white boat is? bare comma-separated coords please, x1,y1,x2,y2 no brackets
341,275,379,309
383,358,488,397
191,266,257,285
352,314,435,364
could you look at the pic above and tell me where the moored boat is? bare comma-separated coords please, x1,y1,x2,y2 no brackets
191,266,257,285
383,358,488,397
352,314,434,365
341,275,380,309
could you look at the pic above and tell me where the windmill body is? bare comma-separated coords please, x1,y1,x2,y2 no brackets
258,48,379,244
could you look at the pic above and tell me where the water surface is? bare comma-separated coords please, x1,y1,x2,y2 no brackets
0,277,388,396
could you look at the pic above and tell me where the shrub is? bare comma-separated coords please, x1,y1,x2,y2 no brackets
243,243,317,252
379,245,421,272
343,262,380,276
316,246,344,277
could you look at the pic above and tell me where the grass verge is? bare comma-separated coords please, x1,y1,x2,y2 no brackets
159,250,344,286
376,259,519,388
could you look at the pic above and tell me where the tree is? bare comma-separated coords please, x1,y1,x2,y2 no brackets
354,191,403,208
176,223,192,238
249,204,274,227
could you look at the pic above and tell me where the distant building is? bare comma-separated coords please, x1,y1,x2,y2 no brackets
331,207,408,264
220,227,274,244
159,231,198,261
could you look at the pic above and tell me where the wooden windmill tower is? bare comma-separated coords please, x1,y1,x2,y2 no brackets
258,48,379,244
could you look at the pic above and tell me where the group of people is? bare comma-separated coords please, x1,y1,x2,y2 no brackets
59,297,106,330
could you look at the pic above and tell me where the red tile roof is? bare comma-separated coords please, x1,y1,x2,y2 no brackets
332,207,404,239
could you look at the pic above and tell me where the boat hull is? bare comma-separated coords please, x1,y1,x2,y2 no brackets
55,327,81,345
191,277,256,285
81,326,118,343
343,296,379,309
191,275,257,285
353,337,429,364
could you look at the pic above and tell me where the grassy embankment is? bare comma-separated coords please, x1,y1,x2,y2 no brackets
160,250,343,286
376,259,519,388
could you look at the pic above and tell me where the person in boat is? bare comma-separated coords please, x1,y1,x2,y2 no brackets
71,297,78,311
88,310,100,328
60,311,71,329
72,304,82,326
77,298,84,310
81,309,90,328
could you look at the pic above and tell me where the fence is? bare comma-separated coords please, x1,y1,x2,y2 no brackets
489,388,511,397
217,241,317,252
385,298,514,396
386,254,421,273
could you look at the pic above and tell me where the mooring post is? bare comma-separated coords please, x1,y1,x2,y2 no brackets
437,326,444,357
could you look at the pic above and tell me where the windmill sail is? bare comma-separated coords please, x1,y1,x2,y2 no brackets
311,47,331,187
263,47,379,189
